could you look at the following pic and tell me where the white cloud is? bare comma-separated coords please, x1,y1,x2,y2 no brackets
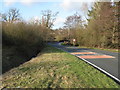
3,0,37,6
4,0,115,7
54,17,65,28
60,0,94,14
60,0,90,11
4,0,17,6
34,16,40,21
54,17,65,25
20,0,35,6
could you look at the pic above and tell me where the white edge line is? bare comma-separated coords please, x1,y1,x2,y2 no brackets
76,56,120,83
53,46,120,83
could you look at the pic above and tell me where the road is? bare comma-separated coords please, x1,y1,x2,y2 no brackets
48,42,119,83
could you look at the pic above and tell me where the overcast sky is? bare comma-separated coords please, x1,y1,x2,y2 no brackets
0,0,95,29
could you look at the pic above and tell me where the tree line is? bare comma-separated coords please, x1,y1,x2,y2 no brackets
1,1,120,54
2,8,58,57
55,2,120,49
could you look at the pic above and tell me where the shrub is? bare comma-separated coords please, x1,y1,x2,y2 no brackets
2,22,45,57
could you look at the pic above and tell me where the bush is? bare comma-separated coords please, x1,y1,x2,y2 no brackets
2,22,45,57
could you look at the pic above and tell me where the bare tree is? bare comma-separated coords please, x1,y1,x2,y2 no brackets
2,8,21,23
41,10,58,29
64,12,83,29
64,13,83,39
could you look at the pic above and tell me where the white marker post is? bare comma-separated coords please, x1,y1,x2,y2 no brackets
73,39,76,46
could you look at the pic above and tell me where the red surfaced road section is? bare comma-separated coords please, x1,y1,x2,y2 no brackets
78,55,115,59
71,52,96,54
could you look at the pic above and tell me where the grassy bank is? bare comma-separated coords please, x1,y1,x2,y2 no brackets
61,42,118,53
1,46,119,88
78,46,119,53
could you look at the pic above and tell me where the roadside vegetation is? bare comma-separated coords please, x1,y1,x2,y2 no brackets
1,46,119,88
78,46,119,53
55,2,120,50
60,42,119,52
2,8,58,73
1,1,119,88
3,22,44,57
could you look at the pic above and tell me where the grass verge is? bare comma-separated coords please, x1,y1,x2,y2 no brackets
1,45,119,88
60,43,118,52
78,46,119,53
